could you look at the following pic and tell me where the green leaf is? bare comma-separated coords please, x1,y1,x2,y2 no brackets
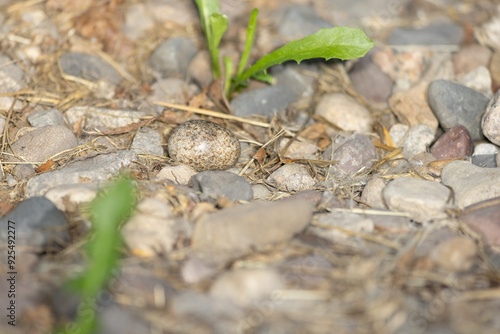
234,27,375,86
237,9,259,76
223,56,234,97
194,0,220,40
251,71,274,85
208,12,228,78
63,176,137,334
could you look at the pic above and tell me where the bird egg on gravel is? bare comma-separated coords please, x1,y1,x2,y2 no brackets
167,119,240,171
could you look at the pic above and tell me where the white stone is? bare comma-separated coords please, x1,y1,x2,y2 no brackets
156,164,197,185
315,93,373,133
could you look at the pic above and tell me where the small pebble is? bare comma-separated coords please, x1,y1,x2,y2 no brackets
279,140,318,160
0,54,25,92
361,176,387,209
209,269,282,308
7,125,78,163
472,155,497,168
44,183,99,212
473,143,500,156
349,52,393,103
122,198,178,257
324,133,378,176
430,125,473,160
149,37,197,78
0,196,69,249
27,108,65,127
482,90,500,146
66,106,147,129
315,93,373,133
59,52,122,85
453,44,492,76
390,123,435,159
190,171,253,202
459,66,493,98
168,120,240,171
230,86,296,117
268,163,316,192
428,79,489,141
273,64,316,98
382,177,451,222
252,184,272,200
276,5,333,40
387,22,464,45
131,127,163,156
156,164,197,185
460,197,500,248
389,82,439,132
490,52,500,92
430,237,476,273
441,161,500,208
26,150,137,197
192,198,313,253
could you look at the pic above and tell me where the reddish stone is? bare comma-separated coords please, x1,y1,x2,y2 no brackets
459,197,500,248
430,125,474,159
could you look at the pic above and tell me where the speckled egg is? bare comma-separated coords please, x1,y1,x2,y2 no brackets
167,120,240,171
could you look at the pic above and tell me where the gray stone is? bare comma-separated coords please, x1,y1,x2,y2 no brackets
8,125,78,163
349,55,393,103
0,54,25,92
252,184,271,200
26,150,137,197
148,78,197,112
131,127,163,156
428,79,489,141
315,93,373,133
230,86,296,117
268,163,316,192
149,37,197,78
441,161,500,208
65,106,148,129
482,90,500,146
382,177,452,222
27,108,65,127
272,64,316,98
324,133,378,176
156,164,197,185
192,198,313,253
388,22,464,45
191,171,253,202
472,155,497,168
97,303,151,334
276,5,333,40
0,196,69,249
13,164,35,179
59,52,122,85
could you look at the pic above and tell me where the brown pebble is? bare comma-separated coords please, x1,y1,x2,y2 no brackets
430,125,473,160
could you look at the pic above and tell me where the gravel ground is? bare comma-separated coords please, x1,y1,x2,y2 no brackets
1,0,500,333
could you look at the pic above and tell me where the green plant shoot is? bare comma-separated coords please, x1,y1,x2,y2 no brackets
194,0,228,78
194,0,375,99
60,176,137,334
